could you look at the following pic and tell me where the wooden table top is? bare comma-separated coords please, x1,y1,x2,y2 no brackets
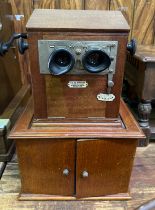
134,45,155,62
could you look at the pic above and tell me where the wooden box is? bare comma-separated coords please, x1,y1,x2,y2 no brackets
9,98,144,200
125,46,155,146
26,9,130,120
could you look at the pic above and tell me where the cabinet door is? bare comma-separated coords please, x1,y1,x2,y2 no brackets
16,139,75,196
76,139,137,198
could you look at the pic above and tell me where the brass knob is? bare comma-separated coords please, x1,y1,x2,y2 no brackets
63,168,69,176
82,170,89,178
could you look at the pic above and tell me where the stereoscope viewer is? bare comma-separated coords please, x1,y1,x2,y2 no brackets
0,9,136,122
1,10,144,201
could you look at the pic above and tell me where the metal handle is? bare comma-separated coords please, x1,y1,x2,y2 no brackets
0,33,28,56
63,168,69,176
82,170,89,178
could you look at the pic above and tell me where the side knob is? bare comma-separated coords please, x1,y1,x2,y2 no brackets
82,170,89,178
18,37,28,54
127,39,136,55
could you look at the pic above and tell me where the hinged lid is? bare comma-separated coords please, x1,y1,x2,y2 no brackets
26,9,130,32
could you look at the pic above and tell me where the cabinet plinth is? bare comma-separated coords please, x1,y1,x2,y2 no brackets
9,98,144,200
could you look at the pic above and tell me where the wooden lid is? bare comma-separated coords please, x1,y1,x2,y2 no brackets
26,9,130,32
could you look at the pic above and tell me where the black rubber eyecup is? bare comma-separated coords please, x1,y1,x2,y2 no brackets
82,49,111,73
48,49,75,75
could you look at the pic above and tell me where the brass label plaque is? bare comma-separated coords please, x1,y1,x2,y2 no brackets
68,81,88,88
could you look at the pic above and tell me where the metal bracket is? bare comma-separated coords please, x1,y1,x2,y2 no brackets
107,73,114,94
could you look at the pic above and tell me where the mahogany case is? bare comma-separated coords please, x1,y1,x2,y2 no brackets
9,98,144,200
26,9,130,121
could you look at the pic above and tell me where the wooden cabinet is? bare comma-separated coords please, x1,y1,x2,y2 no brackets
16,138,137,198
10,98,144,200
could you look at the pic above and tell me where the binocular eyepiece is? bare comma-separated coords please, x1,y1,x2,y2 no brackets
48,48,111,76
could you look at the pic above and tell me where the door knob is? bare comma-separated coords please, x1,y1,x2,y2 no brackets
82,170,89,178
63,168,69,176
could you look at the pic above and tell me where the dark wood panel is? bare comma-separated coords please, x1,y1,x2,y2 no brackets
105,34,128,118
132,0,155,44
84,0,110,10
16,139,76,196
76,139,137,198
28,32,47,118
46,75,107,118
8,0,32,85
0,2,22,114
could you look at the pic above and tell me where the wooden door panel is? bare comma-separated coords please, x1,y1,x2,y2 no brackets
76,139,137,198
16,139,76,196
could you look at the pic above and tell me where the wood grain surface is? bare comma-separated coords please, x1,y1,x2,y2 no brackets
9,97,144,139
110,0,134,26
134,45,155,62
45,75,107,118
85,0,110,10
26,9,130,32
6,0,155,44
16,139,76,196
76,138,137,198
60,0,84,9
110,0,134,40
27,32,47,119
1,143,155,208
33,0,59,9
132,0,155,45
0,2,22,114
9,0,33,24
11,98,141,199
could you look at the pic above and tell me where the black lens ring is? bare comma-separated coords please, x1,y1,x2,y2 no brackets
48,48,75,75
82,49,111,73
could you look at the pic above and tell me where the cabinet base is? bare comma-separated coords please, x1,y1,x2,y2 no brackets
19,192,131,201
